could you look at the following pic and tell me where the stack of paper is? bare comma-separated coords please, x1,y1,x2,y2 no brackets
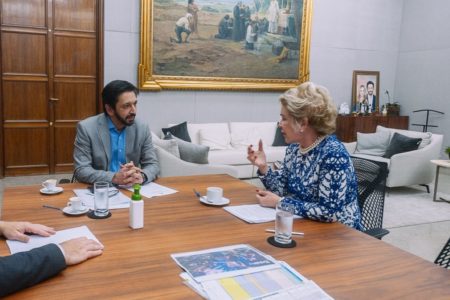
74,189,131,209
223,205,301,223
7,225,102,254
171,244,333,300
126,182,177,198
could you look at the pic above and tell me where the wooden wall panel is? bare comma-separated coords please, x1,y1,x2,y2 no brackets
54,0,96,31
1,32,47,75
2,81,48,120
1,0,46,27
54,81,96,120
53,125,76,172
3,127,49,175
53,35,96,76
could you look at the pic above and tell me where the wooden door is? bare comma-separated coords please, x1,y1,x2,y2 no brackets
0,0,103,176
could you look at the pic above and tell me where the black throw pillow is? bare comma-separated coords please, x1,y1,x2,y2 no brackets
161,121,191,142
272,127,288,146
383,132,422,158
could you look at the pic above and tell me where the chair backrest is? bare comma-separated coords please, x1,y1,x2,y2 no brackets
434,237,450,269
351,156,389,231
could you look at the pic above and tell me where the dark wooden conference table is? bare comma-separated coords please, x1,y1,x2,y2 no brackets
1,174,449,299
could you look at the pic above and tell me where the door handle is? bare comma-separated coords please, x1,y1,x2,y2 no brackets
49,97,59,102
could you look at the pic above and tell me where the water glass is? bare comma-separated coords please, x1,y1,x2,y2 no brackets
275,202,295,244
94,182,109,217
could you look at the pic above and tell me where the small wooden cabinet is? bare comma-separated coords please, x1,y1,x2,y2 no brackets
335,115,409,142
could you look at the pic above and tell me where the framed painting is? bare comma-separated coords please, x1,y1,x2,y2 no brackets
138,0,313,91
352,70,380,113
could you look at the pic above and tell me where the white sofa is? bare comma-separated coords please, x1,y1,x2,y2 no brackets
154,145,239,178
164,122,287,178
344,126,443,188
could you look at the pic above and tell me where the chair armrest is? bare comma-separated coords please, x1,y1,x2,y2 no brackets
343,142,357,153
364,228,390,240
156,146,238,178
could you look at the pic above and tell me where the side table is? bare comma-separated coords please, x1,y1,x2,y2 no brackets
430,160,450,203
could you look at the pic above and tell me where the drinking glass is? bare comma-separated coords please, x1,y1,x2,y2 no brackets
275,202,295,244
94,182,109,217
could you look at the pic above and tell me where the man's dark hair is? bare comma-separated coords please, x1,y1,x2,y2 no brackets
366,80,375,88
102,80,139,112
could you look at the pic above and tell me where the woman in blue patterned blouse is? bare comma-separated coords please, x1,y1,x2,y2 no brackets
247,82,362,229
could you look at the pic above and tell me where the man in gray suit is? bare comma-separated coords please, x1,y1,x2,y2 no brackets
74,80,159,185
0,220,103,297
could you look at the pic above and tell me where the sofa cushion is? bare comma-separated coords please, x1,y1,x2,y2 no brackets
272,127,288,146
162,121,191,142
151,132,180,158
198,126,232,150
376,125,431,149
186,123,229,145
165,134,209,164
354,131,390,156
229,122,277,149
383,132,422,159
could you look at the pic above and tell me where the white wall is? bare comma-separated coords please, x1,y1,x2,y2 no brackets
395,0,450,154
104,0,404,133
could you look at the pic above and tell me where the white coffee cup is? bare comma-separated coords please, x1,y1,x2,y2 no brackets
42,179,57,191
67,197,83,212
206,187,223,203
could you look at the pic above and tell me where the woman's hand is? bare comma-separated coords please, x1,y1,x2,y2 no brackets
247,139,268,174
256,189,281,208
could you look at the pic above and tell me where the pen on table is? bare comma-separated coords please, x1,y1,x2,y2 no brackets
265,229,304,236
42,204,62,211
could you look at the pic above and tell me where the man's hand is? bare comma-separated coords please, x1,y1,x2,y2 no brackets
60,237,104,265
0,221,55,242
255,189,281,208
112,161,144,185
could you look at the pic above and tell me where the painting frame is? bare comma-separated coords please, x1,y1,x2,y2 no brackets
138,0,313,91
352,70,380,113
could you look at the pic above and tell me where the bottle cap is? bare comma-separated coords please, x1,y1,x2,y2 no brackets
131,184,142,201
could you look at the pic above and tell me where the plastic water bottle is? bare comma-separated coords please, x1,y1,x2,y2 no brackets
129,184,144,229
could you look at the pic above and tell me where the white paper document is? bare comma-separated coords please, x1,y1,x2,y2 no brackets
6,225,101,254
224,204,301,223
127,182,177,198
73,189,130,209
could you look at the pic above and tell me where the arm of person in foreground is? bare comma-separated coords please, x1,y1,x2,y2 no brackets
0,221,103,297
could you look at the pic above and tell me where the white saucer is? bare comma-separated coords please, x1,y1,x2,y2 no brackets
40,187,64,195
62,206,89,216
200,196,230,206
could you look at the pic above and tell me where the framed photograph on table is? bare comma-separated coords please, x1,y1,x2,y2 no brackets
351,70,380,113
138,0,313,91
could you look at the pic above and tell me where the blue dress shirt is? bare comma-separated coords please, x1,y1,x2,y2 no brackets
107,117,126,172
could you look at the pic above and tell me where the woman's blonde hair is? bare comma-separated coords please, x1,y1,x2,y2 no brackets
279,82,337,135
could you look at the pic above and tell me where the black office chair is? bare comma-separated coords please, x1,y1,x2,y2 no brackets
351,156,390,239
58,173,77,184
434,237,450,269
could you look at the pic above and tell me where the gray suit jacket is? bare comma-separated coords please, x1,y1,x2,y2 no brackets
73,114,160,184
0,244,66,297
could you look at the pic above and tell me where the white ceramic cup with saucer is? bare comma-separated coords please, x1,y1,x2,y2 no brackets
67,197,83,212
42,179,57,192
206,187,223,204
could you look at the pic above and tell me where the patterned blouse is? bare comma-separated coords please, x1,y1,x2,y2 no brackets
260,135,362,229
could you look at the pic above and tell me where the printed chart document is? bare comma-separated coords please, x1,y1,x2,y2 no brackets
127,182,177,198
74,189,130,209
224,205,301,223
172,244,333,300
6,225,101,254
